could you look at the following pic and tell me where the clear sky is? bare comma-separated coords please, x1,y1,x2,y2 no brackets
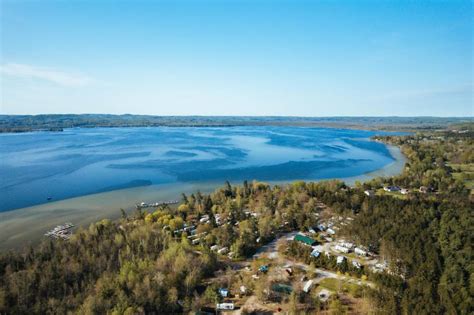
1,0,472,116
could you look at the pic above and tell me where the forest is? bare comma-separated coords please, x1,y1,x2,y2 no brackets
0,128,472,314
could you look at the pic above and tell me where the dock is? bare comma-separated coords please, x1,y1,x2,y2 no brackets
45,223,74,240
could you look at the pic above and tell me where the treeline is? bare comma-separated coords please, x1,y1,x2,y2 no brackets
1,114,472,133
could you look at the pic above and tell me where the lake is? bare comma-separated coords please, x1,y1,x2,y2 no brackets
0,126,402,212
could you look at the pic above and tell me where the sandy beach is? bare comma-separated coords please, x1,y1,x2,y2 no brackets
0,145,406,251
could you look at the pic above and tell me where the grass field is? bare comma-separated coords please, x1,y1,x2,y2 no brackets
449,163,474,192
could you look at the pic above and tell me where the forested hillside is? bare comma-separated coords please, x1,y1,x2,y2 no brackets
0,129,472,314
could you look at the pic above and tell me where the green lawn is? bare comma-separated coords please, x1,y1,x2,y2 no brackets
449,163,474,192
319,278,362,294
375,189,408,200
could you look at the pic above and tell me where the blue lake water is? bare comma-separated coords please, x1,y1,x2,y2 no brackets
0,126,401,212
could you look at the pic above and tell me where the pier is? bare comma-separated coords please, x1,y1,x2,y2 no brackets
45,223,74,240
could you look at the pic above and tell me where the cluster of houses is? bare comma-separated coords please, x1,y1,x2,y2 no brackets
293,231,374,271
45,222,74,240
365,185,434,197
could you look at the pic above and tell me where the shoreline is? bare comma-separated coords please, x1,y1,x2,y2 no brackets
0,144,406,251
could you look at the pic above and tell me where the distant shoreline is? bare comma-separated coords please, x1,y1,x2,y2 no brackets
0,140,407,251
1,114,472,134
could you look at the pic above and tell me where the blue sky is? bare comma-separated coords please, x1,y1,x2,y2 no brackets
1,0,472,116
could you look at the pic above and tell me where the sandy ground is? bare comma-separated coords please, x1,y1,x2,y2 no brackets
0,145,406,251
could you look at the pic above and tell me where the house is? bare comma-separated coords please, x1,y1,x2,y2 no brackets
216,303,234,310
354,247,367,256
310,249,321,258
364,190,375,197
240,285,247,294
308,228,316,234
334,245,350,253
317,224,326,231
400,188,409,195
218,288,229,298
352,261,362,269
192,238,200,245
384,186,400,192
312,244,323,251
294,234,317,246
326,228,336,235
210,245,219,252
336,256,346,264
303,280,314,293
340,241,354,249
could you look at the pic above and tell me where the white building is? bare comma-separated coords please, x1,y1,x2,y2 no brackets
216,303,234,310
364,190,375,197
327,228,336,235
352,261,362,269
340,241,354,249
354,247,367,256
334,245,350,253
336,256,346,264
303,280,314,293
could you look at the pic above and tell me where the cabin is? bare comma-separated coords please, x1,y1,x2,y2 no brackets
336,256,346,264
294,234,317,246
354,247,367,256
334,245,350,253
340,241,354,249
